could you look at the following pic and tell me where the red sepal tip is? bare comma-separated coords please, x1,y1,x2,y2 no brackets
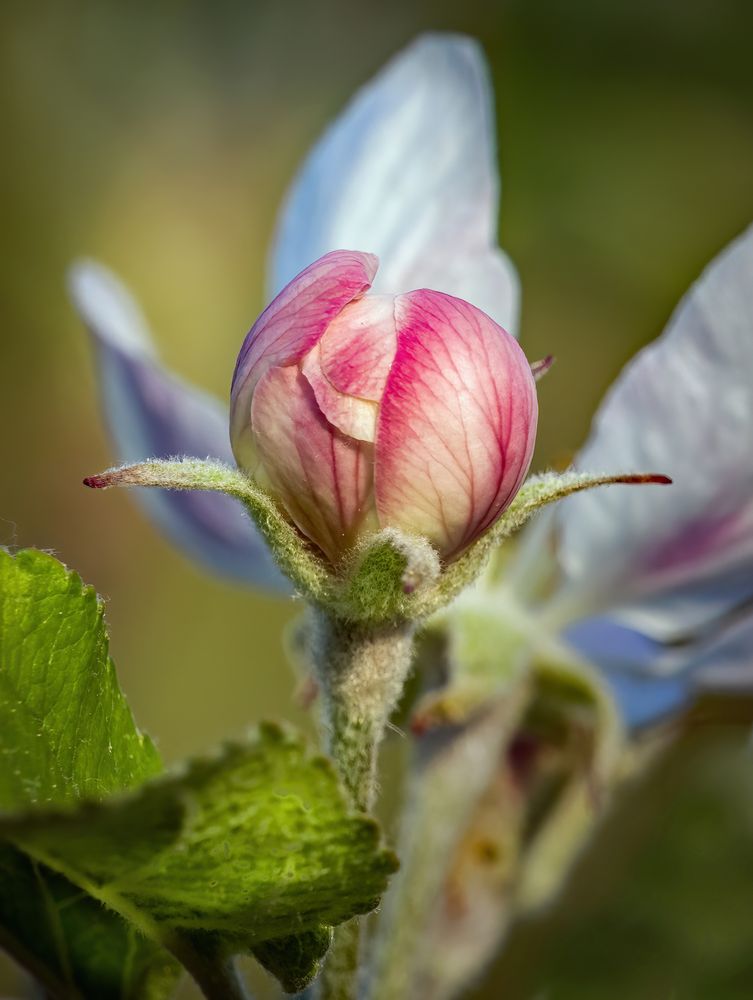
531,355,555,381
631,473,672,485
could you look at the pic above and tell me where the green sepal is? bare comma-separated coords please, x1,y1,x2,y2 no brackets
84,459,334,605
335,528,440,625
407,470,670,619
340,536,409,623
84,461,668,627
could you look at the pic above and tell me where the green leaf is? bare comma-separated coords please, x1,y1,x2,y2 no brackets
0,842,177,1000
0,548,161,810
4,723,398,989
0,548,177,998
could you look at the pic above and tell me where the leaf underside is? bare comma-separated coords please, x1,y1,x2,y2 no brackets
0,841,177,1000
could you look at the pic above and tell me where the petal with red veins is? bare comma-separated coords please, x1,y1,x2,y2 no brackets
231,250,377,470
375,290,537,559
251,364,376,563
301,344,379,443
556,224,753,640
300,294,397,442
318,295,398,401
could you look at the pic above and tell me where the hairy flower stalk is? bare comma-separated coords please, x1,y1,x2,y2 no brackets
312,615,415,812
309,615,416,1000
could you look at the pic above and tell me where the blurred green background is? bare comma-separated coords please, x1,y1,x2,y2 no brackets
1,0,753,996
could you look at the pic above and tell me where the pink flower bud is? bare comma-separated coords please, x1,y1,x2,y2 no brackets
230,250,538,564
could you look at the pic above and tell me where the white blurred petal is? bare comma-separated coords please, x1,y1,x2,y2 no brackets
70,260,288,591
269,33,519,333
691,611,753,691
556,224,753,639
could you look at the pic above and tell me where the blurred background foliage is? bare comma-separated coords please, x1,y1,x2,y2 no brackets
1,0,752,996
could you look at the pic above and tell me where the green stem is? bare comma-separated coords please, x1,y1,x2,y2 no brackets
311,612,415,1000
313,613,415,811
168,941,250,1000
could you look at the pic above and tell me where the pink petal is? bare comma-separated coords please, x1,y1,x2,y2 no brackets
301,343,379,443
231,250,377,470
250,364,376,564
299,294,398,442
375,290,537,559
319,294,398,400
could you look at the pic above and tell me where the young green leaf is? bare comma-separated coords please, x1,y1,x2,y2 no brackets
0,548,177,998
0,548,161,809
3,724,398,991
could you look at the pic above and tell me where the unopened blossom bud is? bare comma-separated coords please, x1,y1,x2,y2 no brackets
230,250,538,565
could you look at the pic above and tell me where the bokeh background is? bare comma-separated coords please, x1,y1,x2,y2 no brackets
2,0,753,996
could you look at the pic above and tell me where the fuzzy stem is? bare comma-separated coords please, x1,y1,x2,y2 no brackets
311,612,415,1000
313,613,415,812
